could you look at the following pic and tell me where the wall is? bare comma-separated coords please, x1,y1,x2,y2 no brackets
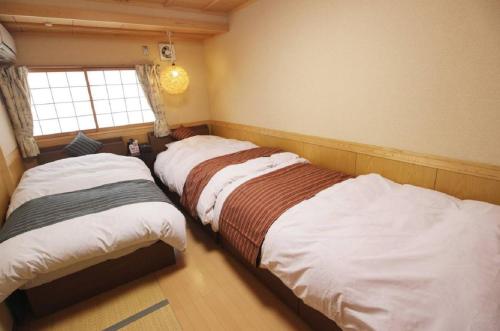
205,0,500,165
13,31,211,125
0,102,17,157
0,103,16,331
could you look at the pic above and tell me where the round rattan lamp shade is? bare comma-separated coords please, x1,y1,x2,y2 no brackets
161,65,189,95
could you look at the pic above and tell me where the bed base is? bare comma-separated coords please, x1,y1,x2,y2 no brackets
8,241,175,319
219,236,341,331
156,180,340,331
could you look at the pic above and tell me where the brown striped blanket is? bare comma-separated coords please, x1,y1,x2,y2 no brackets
219,163,352,265
181,147,282,217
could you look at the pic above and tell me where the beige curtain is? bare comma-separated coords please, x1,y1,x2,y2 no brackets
135,64,170,137
0,65,39,158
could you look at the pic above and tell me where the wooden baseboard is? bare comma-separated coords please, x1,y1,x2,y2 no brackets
210,121,500,205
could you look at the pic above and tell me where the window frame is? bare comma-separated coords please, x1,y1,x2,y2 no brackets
28,66,154,140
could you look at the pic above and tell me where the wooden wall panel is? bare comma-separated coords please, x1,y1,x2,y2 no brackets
0,146,25,224
0,148,13,224
303,143,356,175
7,149,24,193
0,174,9,225
435,170,500,205
211,121,500,205
355,154,437,189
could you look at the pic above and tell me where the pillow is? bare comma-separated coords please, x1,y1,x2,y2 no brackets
171,125,196,141
64,132,103,157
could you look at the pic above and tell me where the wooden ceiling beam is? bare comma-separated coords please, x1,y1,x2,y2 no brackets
3,21,208,40
0,1,228,35
204,0,221,10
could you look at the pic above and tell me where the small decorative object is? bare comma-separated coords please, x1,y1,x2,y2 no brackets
160,32,190,95
128,139,140,156
158,43,175,62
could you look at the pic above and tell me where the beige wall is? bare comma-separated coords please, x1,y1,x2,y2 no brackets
0,102,17,157
13,32,211,125
205,0,500,165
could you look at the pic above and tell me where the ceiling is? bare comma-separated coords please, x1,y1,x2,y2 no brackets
90,0,251,13
0,0,254,40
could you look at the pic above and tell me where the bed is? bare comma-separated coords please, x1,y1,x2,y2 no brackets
1,140,186,317
153,131,500,331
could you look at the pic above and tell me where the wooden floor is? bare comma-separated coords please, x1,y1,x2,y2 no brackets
18,221,311,331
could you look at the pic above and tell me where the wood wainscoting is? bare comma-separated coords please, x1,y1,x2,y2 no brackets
0,146,24,225
210,121,500,205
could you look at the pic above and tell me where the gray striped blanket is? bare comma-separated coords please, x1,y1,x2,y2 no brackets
0,179,172,244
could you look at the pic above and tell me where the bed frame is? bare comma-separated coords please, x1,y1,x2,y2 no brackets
23,136,128,169
9,242,176,318
149,126,340,331
7,136,178,320
147,124,211,156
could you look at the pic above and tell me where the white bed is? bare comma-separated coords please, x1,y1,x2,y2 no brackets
0,153,186,302
155,135,500,331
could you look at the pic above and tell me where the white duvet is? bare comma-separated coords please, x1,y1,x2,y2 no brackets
260,174,500,331
154,135,257,195
0,153,186,302
155,135,500,330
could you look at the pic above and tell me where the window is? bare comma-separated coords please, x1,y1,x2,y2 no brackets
27,69,155,136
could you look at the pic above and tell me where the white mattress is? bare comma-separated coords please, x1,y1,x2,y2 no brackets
0,153,186,302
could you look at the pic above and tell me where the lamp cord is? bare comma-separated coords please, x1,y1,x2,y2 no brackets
167,31,176,65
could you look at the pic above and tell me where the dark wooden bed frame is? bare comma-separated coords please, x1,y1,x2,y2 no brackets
8,136,177,320
150,125,341,331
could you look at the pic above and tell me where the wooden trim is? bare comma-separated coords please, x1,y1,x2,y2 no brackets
84,70,100,130
204,0,221,10
35,123,154,148
28,65,135,72
210,121,500,205
210,121,500,181
230,0,257,13
35,120,211,148
4,22,210,40
0,2,228,35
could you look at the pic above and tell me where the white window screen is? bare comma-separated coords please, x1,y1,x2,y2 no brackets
27,69,155,136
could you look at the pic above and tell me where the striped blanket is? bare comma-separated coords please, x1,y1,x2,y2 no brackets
219,163,352,265
181,147,282,217
0,179,171,244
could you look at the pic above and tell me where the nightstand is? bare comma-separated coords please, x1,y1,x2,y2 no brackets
130,144,156,173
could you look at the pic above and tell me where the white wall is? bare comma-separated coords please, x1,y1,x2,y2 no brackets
205,0,500,165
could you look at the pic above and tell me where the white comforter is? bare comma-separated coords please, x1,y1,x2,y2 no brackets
154,135,306,228
154,135,257,195
0,153,186,302
155,135,500,330
260,174,500,331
